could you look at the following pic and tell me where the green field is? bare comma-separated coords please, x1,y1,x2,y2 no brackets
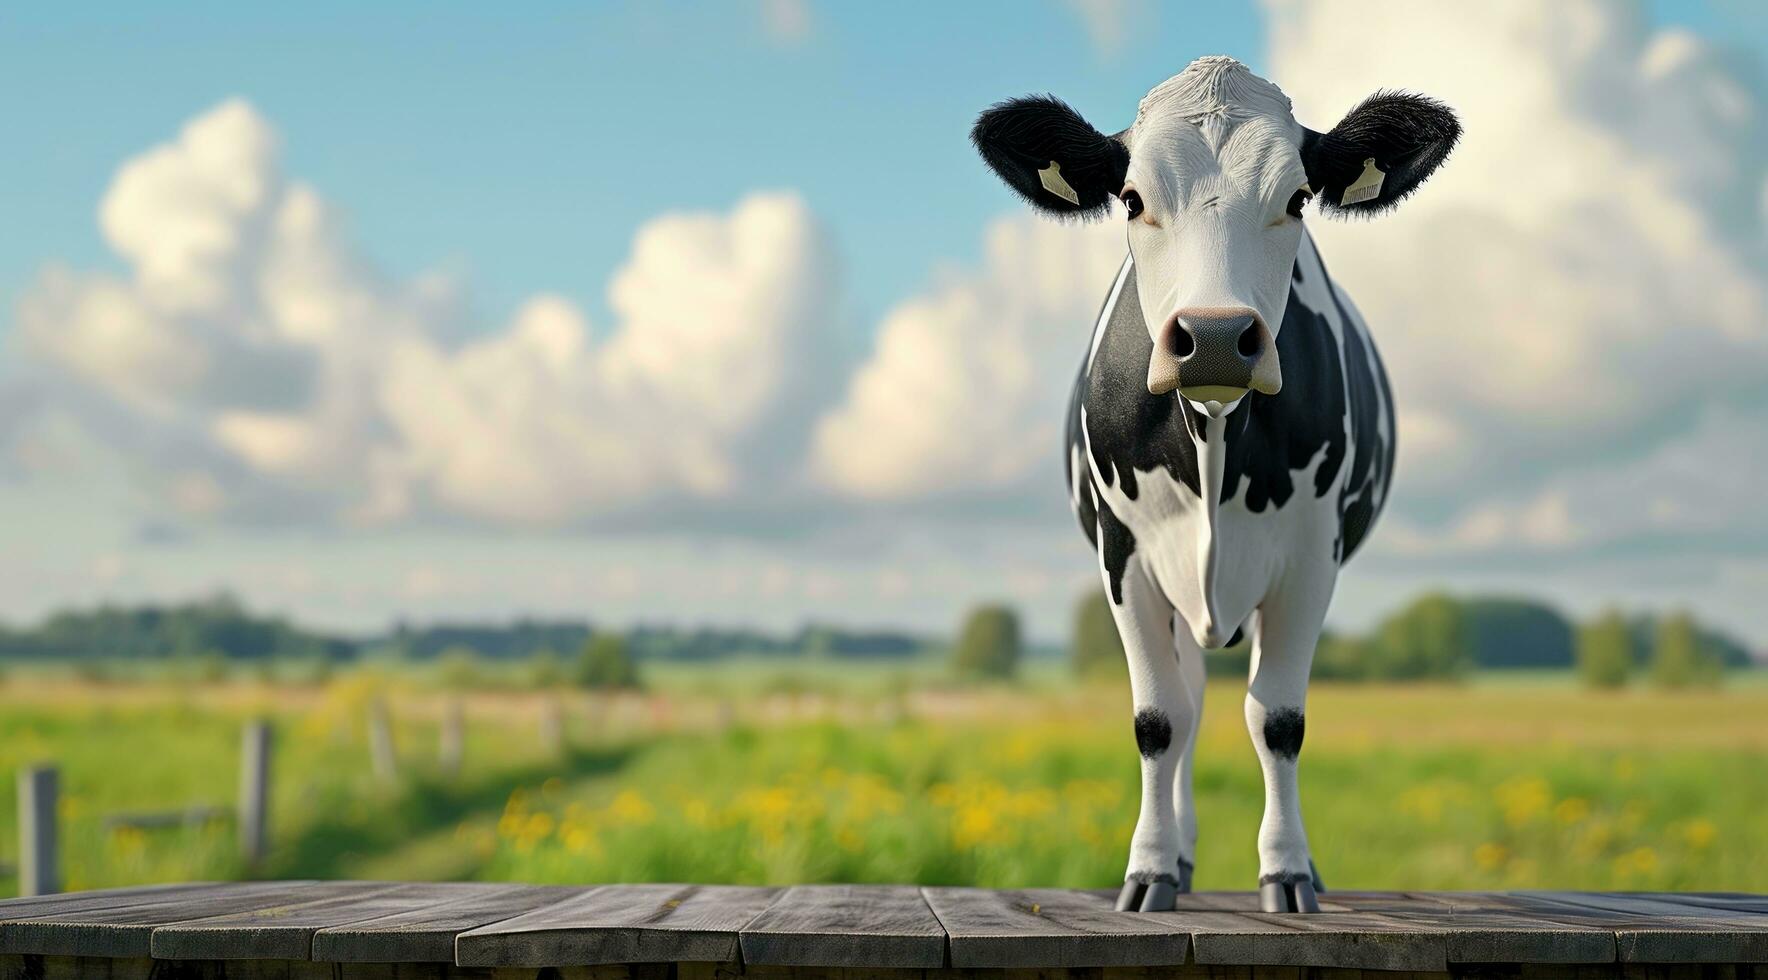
2,667,1765,897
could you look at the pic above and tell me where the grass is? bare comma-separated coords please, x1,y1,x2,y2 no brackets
1,669,1764,896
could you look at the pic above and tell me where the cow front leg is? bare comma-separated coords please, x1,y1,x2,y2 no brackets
1246,574,1334,913
1107,559,1199,912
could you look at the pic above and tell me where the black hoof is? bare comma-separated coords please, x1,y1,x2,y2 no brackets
1116,866,1189,912
1258,875,1322,913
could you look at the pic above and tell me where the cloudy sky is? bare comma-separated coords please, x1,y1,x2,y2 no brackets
1,1,1765,645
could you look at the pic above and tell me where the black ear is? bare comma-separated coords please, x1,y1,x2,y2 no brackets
972,95,1128,220
1302,90,1460,216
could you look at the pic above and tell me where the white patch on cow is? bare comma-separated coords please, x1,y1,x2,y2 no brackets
1120,57,1311,394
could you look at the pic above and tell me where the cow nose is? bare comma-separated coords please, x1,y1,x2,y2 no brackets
1148,307,1264,397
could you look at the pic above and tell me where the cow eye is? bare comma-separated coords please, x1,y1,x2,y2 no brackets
1121,189,1144,220
1286,188,1312,219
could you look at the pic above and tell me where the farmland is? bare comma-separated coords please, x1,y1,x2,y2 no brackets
2,665,1765,898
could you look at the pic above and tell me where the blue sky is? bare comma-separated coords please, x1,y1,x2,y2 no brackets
0,1,1765,645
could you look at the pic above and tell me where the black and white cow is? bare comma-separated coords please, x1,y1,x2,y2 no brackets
972,57,1459,913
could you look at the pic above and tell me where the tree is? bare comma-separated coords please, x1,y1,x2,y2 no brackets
1312,630,1372,681
1370,593,1472,680
1575,610,1632,689
575,634,641,690
1651,611,1720,689
437,646,483,691
525,648,565,689
1071,591,1125,679
951,604,1022,681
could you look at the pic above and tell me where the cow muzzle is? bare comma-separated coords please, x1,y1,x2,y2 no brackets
1147,306,1283,413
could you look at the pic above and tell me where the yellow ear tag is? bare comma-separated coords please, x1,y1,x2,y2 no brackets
1038,160,1080,206
1341,157,1386,206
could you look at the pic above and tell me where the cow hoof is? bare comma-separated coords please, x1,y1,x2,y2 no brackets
1309,858,1326,893
1116,869,1188,912
1258,875,1322,913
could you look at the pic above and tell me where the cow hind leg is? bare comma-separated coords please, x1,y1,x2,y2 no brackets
1246,573,1335,913
1106,559,1200,912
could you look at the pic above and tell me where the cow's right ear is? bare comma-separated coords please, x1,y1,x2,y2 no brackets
972,95,1128,220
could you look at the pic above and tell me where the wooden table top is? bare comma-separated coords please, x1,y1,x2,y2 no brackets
1,882,1765,971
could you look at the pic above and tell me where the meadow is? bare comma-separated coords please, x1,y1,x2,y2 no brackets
1,664,1765,898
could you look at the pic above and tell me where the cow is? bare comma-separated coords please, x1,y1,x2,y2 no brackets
971,56,1459,913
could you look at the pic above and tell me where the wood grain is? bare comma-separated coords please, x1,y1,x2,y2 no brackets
313,884,581,963
923,886,1197,968
0,883,320,957
149,883,488,961
454,884,780,967
739,885,946,968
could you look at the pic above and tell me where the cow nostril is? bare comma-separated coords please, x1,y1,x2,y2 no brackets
1237,322,1261,359
1169,325,1195,358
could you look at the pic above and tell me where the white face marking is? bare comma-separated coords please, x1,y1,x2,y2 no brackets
1120,58,1312,406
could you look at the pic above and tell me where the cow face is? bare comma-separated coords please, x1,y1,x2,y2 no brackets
973,57,1458,416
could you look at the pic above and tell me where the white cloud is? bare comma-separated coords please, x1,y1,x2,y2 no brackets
758,0,813,45
10,101,839,526
812,215,1123,499
1059,0,1149,57
1263,0,1768,501
1379,404,1768,558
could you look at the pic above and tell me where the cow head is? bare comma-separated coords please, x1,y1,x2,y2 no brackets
972,56,1459,417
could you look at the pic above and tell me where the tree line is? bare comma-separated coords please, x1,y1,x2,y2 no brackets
952,591,1754,687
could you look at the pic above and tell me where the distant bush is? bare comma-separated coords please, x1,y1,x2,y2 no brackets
1651,612,1723,689
1070,591,1125,679
1367,593,1474,680
525,649,565,689
951,604,1021,681
576,634,642,690
1576,610,1633,689
437,647,484,691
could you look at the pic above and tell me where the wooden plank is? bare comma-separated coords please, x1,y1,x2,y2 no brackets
1630,893,1768,915
739,885,946,969
313,884,580,963
150,882,489,961
454,884,781,967
0,884,223,919
1325,892,1617,964
1178,893,1451,973
1514,892,1768,963
923,886,1188,968
0,883,321,957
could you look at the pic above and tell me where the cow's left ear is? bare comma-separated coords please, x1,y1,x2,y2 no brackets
972,95,1129,220
1302,91,1460,216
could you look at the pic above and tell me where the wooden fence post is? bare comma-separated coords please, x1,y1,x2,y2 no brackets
17,765,58,896
238,721,271,866
540,698,564,756
369,700,398,783
439,699,464,776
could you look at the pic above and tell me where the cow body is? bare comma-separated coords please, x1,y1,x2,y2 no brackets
970,55,1456,913
1069,233,1394,644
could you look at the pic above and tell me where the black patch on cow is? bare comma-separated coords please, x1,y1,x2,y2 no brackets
1227,626,1244,648
1128,869,1180,885
1068,245,1394,603
1315,247,1392,564
1079,262,1350,521
1258,870,1313,886
973,95,1129,220
1134,708,1172,758
1262,708,1305,760
1302,90,1460,216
